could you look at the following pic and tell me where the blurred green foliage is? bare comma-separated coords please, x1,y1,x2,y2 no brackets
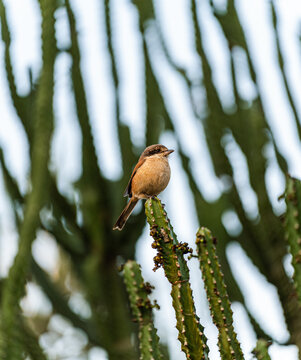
0,0,300,358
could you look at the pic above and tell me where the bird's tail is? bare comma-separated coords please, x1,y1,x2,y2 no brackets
113,197,139,231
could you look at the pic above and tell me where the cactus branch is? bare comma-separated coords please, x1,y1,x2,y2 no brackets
284,175,301,303
123,260,162,360
0,0,57,356
145,197,209,360
196,227,244,360
252,339,272,360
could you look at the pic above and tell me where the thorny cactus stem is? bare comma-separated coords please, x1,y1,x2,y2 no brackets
284,175,301,303
145,197,209,360
123,260,162,360
252,339,272,360
196,227,244,360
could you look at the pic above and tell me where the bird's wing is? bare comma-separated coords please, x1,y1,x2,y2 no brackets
123,158,145,198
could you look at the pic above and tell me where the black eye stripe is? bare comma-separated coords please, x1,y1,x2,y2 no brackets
148,148,161,155
143,145,167,157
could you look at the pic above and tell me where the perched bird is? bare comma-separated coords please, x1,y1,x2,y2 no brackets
113,144,174,231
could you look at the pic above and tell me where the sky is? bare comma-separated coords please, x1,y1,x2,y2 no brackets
1,0,301,359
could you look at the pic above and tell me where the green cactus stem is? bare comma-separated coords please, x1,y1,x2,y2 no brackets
123,260,162,360
196,227,244,360
145,197,209,360
252,339,272,360
284,176,301,303
0,0,57,356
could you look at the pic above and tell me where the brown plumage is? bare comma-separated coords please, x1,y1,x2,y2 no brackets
113,144,174,231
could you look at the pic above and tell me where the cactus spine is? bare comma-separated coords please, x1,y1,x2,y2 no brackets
123,260,162,360
196,227,243,360
145,197,209,360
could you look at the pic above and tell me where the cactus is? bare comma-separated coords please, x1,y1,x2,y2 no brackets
196,227,243,360
1,0,301,357
284,175,301,303
145,197,209,360
252,339,272,360
123,260,162,360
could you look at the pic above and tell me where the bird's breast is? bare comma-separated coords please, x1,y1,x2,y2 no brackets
131,157,171,198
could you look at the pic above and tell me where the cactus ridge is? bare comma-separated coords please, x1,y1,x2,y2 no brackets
196,227,244,360
284,176,301,303
145,197,209,359
123,260,162,360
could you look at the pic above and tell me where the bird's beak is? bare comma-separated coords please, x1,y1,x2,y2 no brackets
164,149,174,156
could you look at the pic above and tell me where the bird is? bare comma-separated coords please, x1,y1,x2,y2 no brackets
113,144,174,231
